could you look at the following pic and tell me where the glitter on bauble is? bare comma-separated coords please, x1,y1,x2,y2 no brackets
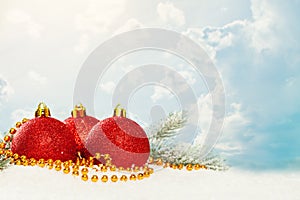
11,102,77,161
64,104,99,157
86,104,150,168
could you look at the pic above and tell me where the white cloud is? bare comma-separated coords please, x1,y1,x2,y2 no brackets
215,103,250,155
74,34,90,54
151,86,172,102
114,18,144,35
248,0,279,52
183,20,246,62
197,93,213,135
223,103,250,134
157,2,185,26
28,70,47,84
178,70,196,85
4,9,42,38
11,109,33,122
74,0,126,53
0,76,14,102
99,81,116,94
75,0,126,35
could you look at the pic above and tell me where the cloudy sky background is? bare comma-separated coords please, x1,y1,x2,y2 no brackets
0,0,299,170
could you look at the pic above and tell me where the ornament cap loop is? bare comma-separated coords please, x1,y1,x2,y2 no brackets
71,103,87,118
35,102,51,117
113,104,126,118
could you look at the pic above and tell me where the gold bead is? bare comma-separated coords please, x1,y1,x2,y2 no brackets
156,158,163,166
15,122,22,128
137,173,144,180
47,159,53,165
0,142,5,149
47,163,53,169
95,153,101,160
101,166,107,172
133,166,140,172
75,158,80,166
63,167,70,174
129,174,136,181
171,164,177,169
0,149,4,155
143,166,149,171
81,168,89,175
72,171,79,176
110,165,116,171
105,161,111,167
163,162,170,168
63,161,70,167
20,155,27,162
38,159,45,168
143,171,150,178
120,175,128,182
15,159,22,165
84,160,90,167
111,175,118,182
80,158,86,166
186,164,193,171
22,160,29,166
55,165,62,171
5,150,13,157
91,175,99,182
81,174,88,181
101,175,108,183
54,160,61,166
148,156,154,164
29,158,37,166
104,154,110,160
72,165,79,171
3,135,11,143
89,156,94,161
126,167,132,172
13,153,19,160
22,118,29,124
10,158,15,164
194,164,201,170
9,128,17,135
178,164,183,170
148,168,154,174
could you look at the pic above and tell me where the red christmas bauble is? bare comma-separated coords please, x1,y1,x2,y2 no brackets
86,105,150,168
11,103,77,161
64,104,99,156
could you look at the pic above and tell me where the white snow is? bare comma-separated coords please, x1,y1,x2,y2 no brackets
1,166,300,200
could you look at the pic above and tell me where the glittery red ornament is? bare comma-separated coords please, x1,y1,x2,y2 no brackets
64,104,99,156
11,103,77,161
86,104,150,168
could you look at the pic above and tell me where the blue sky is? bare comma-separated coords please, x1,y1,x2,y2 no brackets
0,0,299,170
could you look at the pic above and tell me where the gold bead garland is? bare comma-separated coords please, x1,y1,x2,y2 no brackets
0,118,209,183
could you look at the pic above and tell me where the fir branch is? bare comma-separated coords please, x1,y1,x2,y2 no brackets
148,112,228,171
151,142,228,171
0,159,10,170
149,111,187,140
0,134,11,171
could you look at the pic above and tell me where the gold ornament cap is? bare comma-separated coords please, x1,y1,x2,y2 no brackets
35,102,51,117
113,104,126,118
71,103,87,118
